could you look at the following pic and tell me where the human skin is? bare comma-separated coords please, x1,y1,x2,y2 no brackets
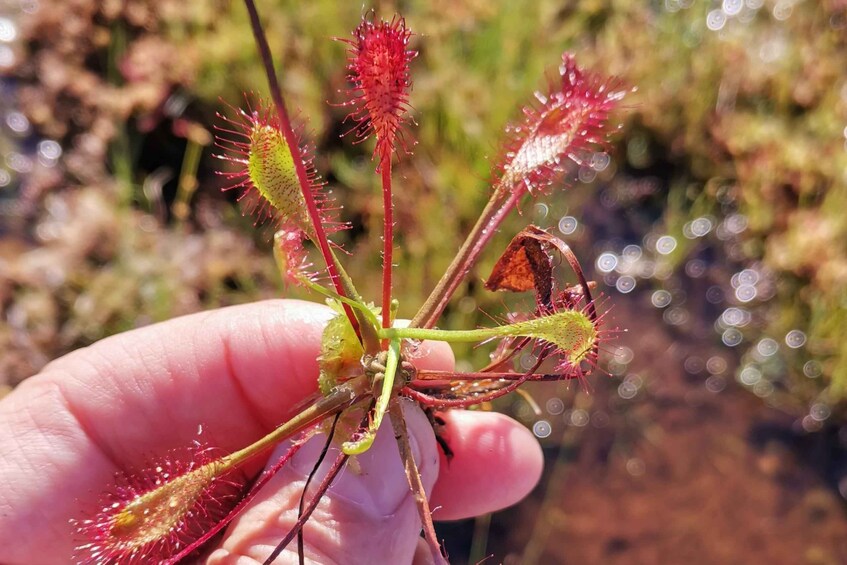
0,300,543,564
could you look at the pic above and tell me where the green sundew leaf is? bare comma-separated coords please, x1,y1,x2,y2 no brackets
248,124,315,238
506,309,597,366
317,300,380,395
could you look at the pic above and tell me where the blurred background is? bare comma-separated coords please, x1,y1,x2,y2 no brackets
1,0,846,562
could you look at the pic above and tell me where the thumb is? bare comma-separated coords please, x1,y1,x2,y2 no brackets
207,399,440,565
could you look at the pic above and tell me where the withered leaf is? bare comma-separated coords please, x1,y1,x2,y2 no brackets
484,225,553,307
484,225,596,318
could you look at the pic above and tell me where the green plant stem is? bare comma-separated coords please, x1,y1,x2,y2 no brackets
341,339,400,454
380,324,512,343
291,268,383,348
329,248,381,353
220,375,368,471
173,138,204,223
469,512,492,565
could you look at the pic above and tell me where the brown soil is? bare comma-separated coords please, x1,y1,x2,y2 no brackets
439,298,847,565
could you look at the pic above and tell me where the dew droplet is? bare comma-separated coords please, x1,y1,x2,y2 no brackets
663,306,689,326
618,381,638,400
810,403,832,422
651,289,672,308
6,111,29,134
802,415,823,433
533,420,552,439
735,284,757,303
685,259,707,278
578,166,597,184
520,353,538,370
684,356,705,374
705,375,727,393
722,328,743,346
0,17,17,42
706,286,725,304
707,9,727,30
690,216,713,237
803,360,822,378
533,203,549,220
707,356,728,374
626,458,646,476
737,268,759,286
37,140,62,161
773,0,793,20
622,244,643,261
721,307,750,327
724,213,748,235
608,360,628,376
752,380,774,398
546,398,565,415
558,215,578,235
591,152,611,171
722,0,744,16
756,338,779,357
570,409,590,427
596,252,618,273
785,329,806,349
616,275,636,294
655,235,677,255
739,365,762,385
614,346,635,364
7,153,32,173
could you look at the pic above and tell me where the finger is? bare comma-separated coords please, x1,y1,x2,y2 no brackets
0,300,454,564
31,299,454,460
207,400,439,565
428,410,543,521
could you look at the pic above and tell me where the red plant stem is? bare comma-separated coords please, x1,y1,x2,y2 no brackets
403,352,546,408
298,414,340,563
243,0,359,335
401,373,533,408
262,450,350,565
389,401,447,564
412,370,571,382
381,159,393,343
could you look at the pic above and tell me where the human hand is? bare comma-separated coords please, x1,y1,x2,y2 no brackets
0,300,543,564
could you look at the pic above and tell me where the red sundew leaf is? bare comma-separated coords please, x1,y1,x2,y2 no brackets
273,224,318,287
494,53,626,198
73,446,243,565
339,13,417,164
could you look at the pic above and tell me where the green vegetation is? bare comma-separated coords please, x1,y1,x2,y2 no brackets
3,0,846,419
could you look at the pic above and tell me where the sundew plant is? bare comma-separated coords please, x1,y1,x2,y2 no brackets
74,3,626,564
